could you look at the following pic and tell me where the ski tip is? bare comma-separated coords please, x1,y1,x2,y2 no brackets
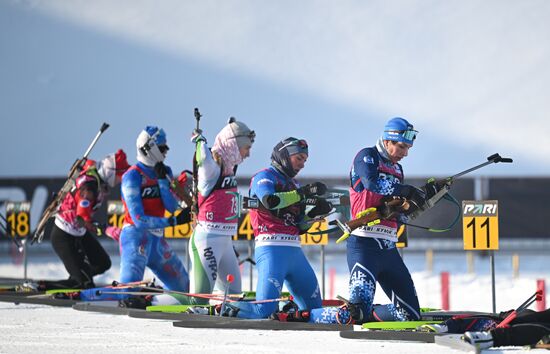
100,123,110,132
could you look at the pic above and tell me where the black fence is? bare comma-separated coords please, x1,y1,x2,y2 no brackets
0,176,549,241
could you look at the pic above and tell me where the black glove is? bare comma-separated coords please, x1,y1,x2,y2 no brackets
377,196,411,219
423,179,449,200
396,184,426,215
298,182,327,198
307,198,333,218
154,162,169,179
169,208,192,226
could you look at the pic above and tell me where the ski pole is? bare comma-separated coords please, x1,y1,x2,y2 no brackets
136,286,248,302
109,279,155,289
248,296,290,304
96,290,230,302
497,290,543,328
220,274,234,316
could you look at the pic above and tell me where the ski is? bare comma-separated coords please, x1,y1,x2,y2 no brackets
172,317,348,331
339,328,439,343
435,334,480,353
72,302,142,316
0,293,78,307
421,310,496,321
0,277,35,285
146,304,213,313
361,320,439,331
129,310,203,321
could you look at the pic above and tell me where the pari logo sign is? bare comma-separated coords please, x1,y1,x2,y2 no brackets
462,200,499,250
463,202,498,216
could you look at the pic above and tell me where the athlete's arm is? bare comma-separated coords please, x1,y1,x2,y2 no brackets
352,148,383,193
74,181,99,231
251,171,301,210
195,140,222,197
158,166,179,213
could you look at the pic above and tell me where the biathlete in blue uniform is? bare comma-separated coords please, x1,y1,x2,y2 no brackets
342,117,444,323
232,137,332,319
119,126,191,292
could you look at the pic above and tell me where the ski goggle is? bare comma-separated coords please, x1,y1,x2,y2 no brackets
232,130,256,144
158,145,169,154
384,129,418,143
278,139,308,155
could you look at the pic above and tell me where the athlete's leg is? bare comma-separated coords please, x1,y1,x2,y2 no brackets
80,231,111,276
375,247,420,321
119,226,148,284
216,236,242,294
50,225,94,288
285,247,322,310
236,246,286,319
346,236,381,322
147,237,189,292
188,230,220,302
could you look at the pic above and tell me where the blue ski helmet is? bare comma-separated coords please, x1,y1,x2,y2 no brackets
382,117,418,146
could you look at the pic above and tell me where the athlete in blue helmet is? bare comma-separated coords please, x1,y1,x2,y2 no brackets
119,126,191,292
338,117,442,323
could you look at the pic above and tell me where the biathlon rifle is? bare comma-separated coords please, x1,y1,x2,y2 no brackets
335,197,410,243
31,123,110,244
225,191,350,220
335,153,513,242
408,152,513,220
190,108,202,220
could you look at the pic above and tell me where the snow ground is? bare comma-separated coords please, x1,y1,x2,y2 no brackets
0,250,548,354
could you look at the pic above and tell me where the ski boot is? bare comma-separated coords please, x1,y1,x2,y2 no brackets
14,281,40,292
185,306,217,315
270,300,310,322
119,295,153,310
463,331,494,350
417,323,448,333
336,295,363,324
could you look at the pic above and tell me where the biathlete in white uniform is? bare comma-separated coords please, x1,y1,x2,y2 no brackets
188,118,255,304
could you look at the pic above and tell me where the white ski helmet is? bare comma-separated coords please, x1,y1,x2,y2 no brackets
136,126,168,166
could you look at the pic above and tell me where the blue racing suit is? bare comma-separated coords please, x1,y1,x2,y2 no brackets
119,162,189,291
309,144,420,324
235,166,322,319
344,144,420,322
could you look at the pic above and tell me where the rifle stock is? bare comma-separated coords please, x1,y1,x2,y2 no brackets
336,198,409,243
346,210,382,231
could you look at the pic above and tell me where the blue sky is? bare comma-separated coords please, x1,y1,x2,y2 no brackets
1,1,549,178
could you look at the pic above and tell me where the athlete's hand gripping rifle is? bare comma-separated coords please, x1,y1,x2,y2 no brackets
224,192,350,220
31,123,110,244
335,197,410,243
408,153,513,220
